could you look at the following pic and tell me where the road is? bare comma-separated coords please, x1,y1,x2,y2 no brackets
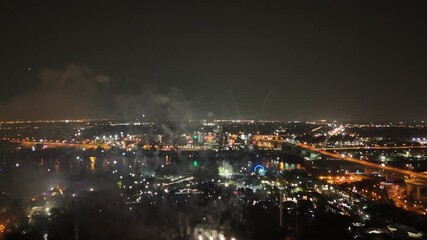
318,145,427,151
387,184,426,215
297,143,427,181
19,141,111,150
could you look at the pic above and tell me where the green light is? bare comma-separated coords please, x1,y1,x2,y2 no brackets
193,160,198,167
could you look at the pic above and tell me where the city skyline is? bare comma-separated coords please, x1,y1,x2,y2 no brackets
2,2,427,239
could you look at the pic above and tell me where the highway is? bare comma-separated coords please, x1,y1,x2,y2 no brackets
317,145,427,151
297,143,427,181
387,184,427,215
19,141,111,150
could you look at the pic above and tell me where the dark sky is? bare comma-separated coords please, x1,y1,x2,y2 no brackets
1,0,426,121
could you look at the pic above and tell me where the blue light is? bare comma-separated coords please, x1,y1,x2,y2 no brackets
253,165,265,175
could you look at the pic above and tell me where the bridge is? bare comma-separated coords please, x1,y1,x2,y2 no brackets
297,143,427,181
250,137,427,181
18,141,111,150
314,145,427,151
405,178,427,201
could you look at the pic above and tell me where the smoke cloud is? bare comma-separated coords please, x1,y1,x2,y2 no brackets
0,64,212,121
0,64,111,120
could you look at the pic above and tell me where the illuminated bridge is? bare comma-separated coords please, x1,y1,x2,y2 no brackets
252,137,427,181
297,143,427,181
315,145,427,151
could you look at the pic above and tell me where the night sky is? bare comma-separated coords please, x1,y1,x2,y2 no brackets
1,1,426,121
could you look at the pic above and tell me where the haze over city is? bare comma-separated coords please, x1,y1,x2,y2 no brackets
1,1,427,121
